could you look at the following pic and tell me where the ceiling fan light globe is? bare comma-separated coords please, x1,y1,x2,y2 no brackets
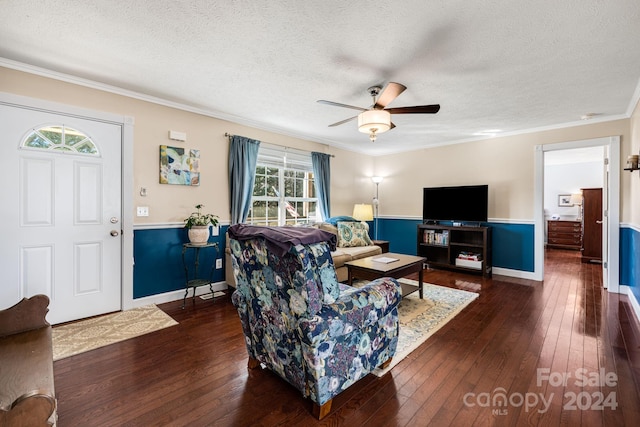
358,110,391,134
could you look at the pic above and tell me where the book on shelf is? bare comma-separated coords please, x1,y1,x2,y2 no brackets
423,229,449,245
457,251,482,261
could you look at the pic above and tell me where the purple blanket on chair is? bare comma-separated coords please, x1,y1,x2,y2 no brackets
228,224,336,257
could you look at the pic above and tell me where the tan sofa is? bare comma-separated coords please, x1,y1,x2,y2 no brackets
225,222,382,286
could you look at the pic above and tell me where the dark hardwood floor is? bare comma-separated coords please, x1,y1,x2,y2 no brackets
53,249,640,426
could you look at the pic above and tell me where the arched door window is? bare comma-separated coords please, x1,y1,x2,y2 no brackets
21,125,99,156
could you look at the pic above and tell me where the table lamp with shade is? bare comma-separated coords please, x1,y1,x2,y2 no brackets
352,204,374,222
570,193,583,220
352,203,374,242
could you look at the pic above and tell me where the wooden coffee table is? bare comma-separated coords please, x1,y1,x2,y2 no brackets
345,253,427,298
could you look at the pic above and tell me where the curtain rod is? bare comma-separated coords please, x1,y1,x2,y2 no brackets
225,133,335,157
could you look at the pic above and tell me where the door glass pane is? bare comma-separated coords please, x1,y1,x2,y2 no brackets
21,125,99,156
24,133,51,149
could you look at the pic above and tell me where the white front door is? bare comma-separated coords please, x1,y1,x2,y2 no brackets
0,103,122,324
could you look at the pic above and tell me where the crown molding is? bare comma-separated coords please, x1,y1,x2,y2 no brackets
1,57,635,158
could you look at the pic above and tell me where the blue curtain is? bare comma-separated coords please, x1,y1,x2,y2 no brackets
228,135,261,224
311,152,331,220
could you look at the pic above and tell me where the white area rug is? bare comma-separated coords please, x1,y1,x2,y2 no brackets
52,304,178,361
373,278,479,377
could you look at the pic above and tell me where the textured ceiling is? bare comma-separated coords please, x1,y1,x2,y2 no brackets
1,1,640,155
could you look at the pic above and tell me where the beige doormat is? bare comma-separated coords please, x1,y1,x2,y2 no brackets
372,279,479,377
52,304,178,361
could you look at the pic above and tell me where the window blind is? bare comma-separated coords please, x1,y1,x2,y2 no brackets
257,143,312,172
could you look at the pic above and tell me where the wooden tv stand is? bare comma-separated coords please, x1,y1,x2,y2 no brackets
417,224,492,278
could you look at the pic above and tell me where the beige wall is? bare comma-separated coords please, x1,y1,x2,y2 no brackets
0,66,368,224
630,98,640,226
2,66,636,225
373,119,632,222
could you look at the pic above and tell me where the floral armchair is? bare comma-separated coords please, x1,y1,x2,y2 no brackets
228,225,401,419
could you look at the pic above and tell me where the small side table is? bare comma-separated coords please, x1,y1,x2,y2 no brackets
182,242,219,309
372,240,390,253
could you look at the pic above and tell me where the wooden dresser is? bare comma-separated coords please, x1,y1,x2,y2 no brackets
547,220,582,250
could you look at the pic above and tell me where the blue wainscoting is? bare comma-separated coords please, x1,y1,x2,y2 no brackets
489,222,535,272
133,226,228,299
373,218,422,255
373,218,535,272
132,221,637,300
620,226,640,303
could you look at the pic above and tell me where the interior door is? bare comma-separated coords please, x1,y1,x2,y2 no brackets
601,150,609,287
0,103,122,324
581,188,603,263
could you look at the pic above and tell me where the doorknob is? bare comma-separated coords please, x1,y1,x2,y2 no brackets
596,220,603,224
110,230,119,237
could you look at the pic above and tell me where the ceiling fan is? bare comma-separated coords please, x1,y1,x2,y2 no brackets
317,82,440,142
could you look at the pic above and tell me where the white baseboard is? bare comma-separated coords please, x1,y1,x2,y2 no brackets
620,285,640,325
492,267,540,281
126,281,230,309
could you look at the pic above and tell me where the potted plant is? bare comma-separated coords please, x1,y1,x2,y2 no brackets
184,204,219,245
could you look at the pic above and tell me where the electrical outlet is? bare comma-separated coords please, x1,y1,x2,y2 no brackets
136,206,149,217
216,258,222,269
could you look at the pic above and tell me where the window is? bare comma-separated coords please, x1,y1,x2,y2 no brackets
21,125,99,156
247,144,318,226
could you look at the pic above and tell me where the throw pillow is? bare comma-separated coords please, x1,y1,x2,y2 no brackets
336,221,373,247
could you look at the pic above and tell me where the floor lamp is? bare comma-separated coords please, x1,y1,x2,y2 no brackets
371,176,384,240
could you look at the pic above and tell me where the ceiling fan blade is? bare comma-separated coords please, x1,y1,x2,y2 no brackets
374,82,407,109
328,116,358,127
385,104,441,114
317,100,367,111
390,122,396,129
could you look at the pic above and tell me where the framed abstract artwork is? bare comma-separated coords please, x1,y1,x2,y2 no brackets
159,145,200,186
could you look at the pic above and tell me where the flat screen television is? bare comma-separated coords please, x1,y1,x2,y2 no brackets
422,185,488,224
